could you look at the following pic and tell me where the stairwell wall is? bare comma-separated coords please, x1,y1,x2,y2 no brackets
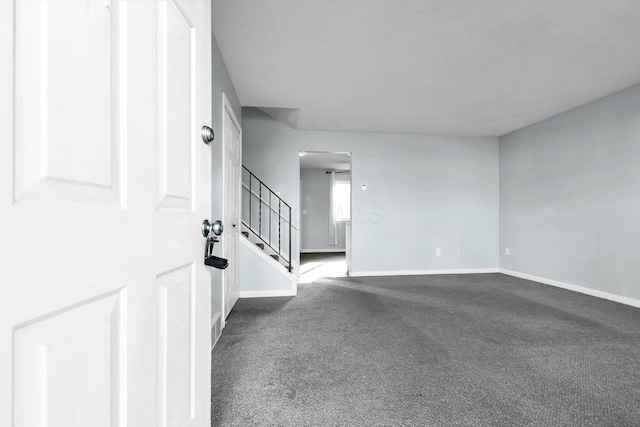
242,108,499,275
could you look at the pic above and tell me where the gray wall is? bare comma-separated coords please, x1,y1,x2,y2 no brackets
500,84,640,300
243,108,499,273
300,170,348,251
210,33,241,322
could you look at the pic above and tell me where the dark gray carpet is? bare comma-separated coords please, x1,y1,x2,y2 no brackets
211,274,640,426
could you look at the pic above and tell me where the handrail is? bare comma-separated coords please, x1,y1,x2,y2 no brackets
241,182,300,230
243,166,292,210
241,165,292,273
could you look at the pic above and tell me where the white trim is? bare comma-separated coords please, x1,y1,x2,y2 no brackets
221,92,242,319
240,289,297,298
222,92,241,132
349,268,499,277
210,312,221,329
499,269,640,309
301,249,346,253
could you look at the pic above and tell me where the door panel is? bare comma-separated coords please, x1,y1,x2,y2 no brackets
13,289,126,427
157,263,196,427
0,1,212,426
157,0,195,211
14,0,124,206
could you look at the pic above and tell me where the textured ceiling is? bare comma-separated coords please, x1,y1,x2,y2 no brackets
212,0,640,136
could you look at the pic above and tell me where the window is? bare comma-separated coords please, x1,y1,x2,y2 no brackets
333,181,351,222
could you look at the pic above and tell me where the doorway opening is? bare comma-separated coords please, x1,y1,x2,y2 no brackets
299,151,351,283
299,252,347,283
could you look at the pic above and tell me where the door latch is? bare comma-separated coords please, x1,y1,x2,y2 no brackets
202,219,228,269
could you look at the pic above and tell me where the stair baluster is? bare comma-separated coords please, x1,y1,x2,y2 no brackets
241,166,293,273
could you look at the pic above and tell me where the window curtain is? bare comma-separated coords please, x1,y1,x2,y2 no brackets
329,171,339,246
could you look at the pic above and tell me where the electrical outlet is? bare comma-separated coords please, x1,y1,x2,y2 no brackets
435,248,441,256
505,248,510,256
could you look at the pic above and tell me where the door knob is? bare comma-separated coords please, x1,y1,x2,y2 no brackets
202,219,223,237
201,125,214,144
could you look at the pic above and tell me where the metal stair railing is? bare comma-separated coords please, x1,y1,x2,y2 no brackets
241,165,292,273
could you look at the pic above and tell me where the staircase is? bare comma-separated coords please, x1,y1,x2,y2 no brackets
241,166,294,273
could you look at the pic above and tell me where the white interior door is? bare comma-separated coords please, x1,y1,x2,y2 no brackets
0,1,212,426
222,94,241,318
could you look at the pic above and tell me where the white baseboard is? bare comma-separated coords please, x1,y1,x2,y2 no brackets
240,288,297,298
348,268,499,277
301,249,346,253
500,269,640,309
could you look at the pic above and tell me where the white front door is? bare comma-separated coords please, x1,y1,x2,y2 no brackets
0,1,212,426
222,94,241,318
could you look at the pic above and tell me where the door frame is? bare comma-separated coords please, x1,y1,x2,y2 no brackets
298,151,352,277
221,92,242,321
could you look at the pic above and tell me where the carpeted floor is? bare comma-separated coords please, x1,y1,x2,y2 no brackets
211,274,640,426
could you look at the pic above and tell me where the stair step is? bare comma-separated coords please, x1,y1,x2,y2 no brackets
241,231,248,238
271,254,279,261
256,243,264,249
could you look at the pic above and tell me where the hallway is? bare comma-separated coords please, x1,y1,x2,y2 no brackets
299,252,347,283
